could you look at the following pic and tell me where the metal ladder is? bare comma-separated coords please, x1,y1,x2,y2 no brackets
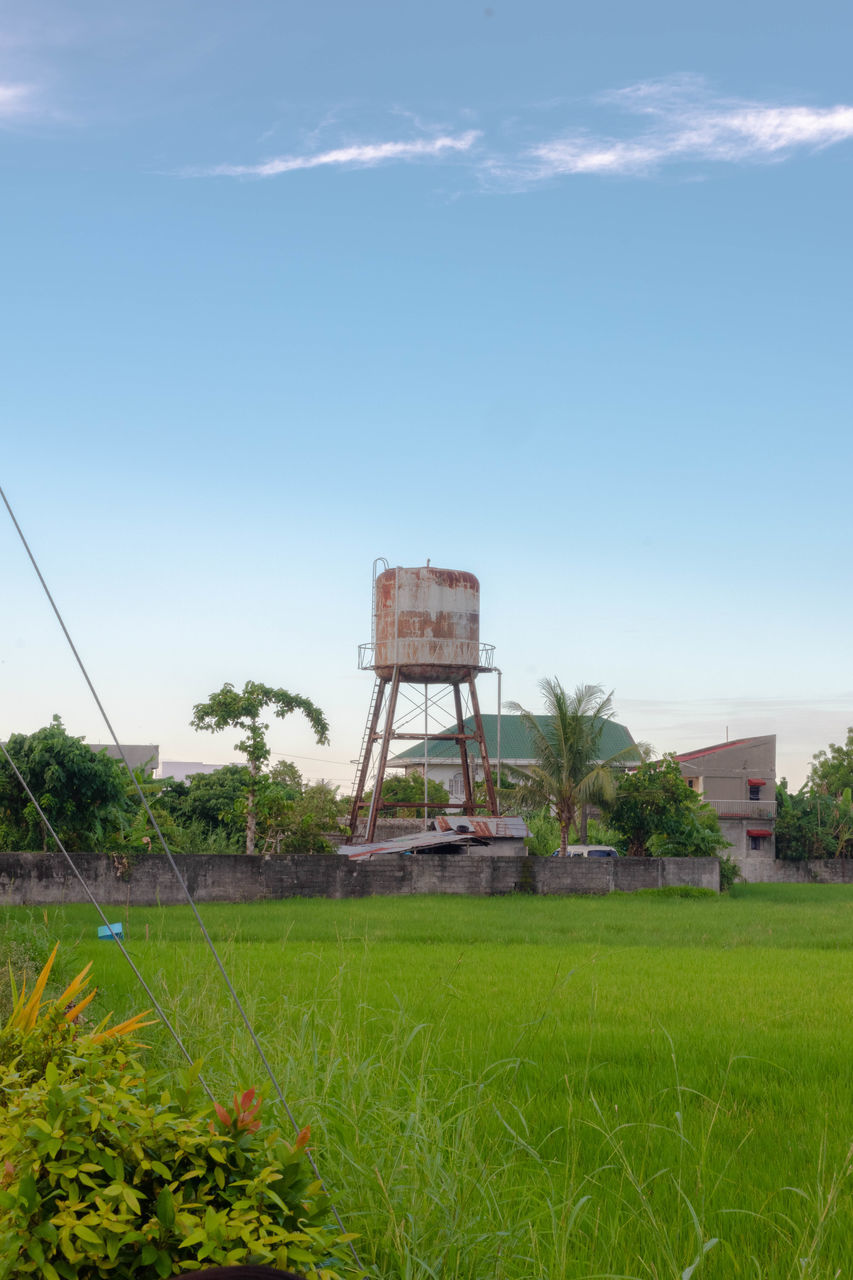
350,675,382,799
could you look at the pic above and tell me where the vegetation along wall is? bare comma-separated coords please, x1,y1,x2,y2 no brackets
0,852,720,906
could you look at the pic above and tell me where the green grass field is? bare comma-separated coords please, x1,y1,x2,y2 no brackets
3,884,852,1279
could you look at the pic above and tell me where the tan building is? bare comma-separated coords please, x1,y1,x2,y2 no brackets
674,735,776,878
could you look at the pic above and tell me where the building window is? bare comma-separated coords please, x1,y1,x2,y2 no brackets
449,772,464,799
687,778,695,789
749,835,762,851
749,785,761,801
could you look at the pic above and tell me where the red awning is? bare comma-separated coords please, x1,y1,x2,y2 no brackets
748,778,766,787
747,828,772,837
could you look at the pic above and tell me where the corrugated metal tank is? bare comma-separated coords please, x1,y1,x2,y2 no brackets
373,566,480,680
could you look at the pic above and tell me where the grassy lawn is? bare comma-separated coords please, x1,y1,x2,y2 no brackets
3,884,852,1279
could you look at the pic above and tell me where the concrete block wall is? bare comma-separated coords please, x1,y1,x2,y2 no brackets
736,854,853,884
0,852,720,906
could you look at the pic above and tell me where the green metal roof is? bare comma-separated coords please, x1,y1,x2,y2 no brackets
391,714,637,765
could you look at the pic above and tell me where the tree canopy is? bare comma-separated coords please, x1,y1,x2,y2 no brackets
604,756,730,858
0,719,343,859
808,728,853,797
190,681,330,855
0,717,127,852
775,779,853,860
361,773,450,820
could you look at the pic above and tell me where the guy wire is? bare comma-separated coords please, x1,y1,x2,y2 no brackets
0,481,364,1273
0,740,211,1100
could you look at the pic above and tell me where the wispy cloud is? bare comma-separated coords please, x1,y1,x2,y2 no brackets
201,130,481,178
0,82,38,120
189,79,853,187
520,76,853,179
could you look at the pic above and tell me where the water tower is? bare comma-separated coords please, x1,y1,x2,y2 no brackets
346,560,498,842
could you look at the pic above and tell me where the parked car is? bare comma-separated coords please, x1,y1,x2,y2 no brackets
551,845,620,858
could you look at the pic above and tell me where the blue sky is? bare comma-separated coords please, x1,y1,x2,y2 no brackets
2,0,852,788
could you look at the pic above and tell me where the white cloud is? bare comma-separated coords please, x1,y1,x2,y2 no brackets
0,82,37,119
203,130,481,178
520,76,853,179
189,80,853,187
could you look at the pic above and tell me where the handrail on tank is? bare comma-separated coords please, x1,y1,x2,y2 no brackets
360,641,494,672
358,642,375,670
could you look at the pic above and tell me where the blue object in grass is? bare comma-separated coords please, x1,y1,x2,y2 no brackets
97,922,123,941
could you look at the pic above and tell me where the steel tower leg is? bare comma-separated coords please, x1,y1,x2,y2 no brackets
468,673,498,816
453,682,476,816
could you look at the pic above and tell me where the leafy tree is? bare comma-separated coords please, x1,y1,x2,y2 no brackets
808,728,853,796
184,765,251,835
524,803,621,857
775,728,853,861
156,776,190,816
0,717,127,852
255,780,345,855
646,804,729,857
109,765,187,852
474,769,516,812
606,756,695,856
361,773,450,820
191,682,329,856
606,756,729,858
152,769,248,853
268,759,303,796
835,787,853,855
775,779,853,860
505,680,638,855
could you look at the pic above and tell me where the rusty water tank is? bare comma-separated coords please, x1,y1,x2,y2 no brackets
373,566,480,681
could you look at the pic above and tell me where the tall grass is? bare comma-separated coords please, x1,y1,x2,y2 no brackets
1,887,851,1278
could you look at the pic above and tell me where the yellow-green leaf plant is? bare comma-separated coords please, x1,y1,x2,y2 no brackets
0,947,361,1280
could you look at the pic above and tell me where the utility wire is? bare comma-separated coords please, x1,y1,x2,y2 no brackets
0,741,211,1099
0,482,363,1274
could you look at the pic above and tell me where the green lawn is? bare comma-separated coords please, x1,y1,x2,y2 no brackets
3,885,852,1279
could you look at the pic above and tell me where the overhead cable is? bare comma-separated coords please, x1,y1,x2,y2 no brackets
0,740,211,1099
0,481,362,1273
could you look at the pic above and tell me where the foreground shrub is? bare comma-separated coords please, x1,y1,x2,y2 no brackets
0,947,359,1280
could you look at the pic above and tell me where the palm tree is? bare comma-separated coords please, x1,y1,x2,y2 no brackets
506,679,638,855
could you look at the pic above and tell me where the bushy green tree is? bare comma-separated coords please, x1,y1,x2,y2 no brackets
268,759,303,796
473,770,515,812
191,682,329,856
775,779,853,860
157,764,345,856
808,728,853,796
184,765,251,836
606,756,729,858
524,804,621,857
108,766,188,853
252,779,345,855
361,773,450,820
0,718,127,852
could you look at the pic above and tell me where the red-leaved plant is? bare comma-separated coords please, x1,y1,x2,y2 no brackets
212,1088,263,1134
210,1091,312,1155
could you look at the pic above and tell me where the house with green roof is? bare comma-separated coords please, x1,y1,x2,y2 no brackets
390,714,638,803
